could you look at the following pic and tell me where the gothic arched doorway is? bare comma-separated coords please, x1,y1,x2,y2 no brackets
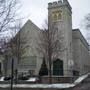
53,59,63,75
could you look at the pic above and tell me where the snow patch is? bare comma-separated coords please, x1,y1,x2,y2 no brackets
0,84,75,89
0,73,89,89
0,84,10,88
74,74,89,84
0,77,4,81
13,84,75,89
26,77,38,82
49,84,75,88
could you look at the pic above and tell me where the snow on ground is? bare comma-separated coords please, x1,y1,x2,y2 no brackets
0,77,4,81
14,84,75,89
0,73,89,89
0,84,75,89
74,73,89,84
49,84,75,88
0,84,10,88
26,77,38,82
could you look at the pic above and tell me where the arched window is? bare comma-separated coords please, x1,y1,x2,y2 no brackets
52,13,57,21
53,59,63,75
52,10,62,21
57,12,62,20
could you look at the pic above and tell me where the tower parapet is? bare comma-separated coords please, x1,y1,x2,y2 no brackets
48,0,72,12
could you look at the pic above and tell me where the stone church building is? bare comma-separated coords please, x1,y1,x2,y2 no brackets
1,0,90,77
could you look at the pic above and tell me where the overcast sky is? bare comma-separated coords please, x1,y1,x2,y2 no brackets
20,0,90,35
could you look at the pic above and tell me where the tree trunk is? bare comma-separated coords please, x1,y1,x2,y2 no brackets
48,45,52,83
48,55,52,83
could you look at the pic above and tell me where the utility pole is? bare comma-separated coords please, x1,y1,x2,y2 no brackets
11,58,14,90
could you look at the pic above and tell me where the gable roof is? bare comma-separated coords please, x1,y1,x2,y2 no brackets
72,29,89,50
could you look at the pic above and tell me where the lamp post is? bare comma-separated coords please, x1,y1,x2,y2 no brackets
11,58,14,90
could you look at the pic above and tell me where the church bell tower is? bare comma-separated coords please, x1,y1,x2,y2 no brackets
48,0,73,76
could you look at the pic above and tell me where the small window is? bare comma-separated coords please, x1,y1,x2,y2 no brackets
58,13,62,20
52,10,62,21
52,13,57,21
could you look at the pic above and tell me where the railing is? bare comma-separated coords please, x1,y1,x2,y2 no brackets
38,69,79,83
39,76,78,84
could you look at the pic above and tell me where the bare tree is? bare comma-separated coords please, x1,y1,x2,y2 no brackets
0,21,29,77
0,0,21,73
0,0,20,32
10,24,29,63
0,37,10,76
37,21,63,83
85,13,90,30
84,13,90,43
0,0,26,76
